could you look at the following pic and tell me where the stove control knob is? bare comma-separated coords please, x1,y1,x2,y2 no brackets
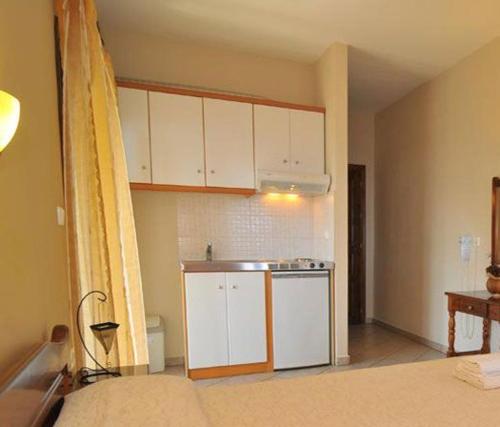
319,262,325,269
310,262,316,269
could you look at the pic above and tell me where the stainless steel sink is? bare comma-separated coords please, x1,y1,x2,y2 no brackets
181,260,271,272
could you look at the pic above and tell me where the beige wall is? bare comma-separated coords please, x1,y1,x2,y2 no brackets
375,37,500,350
103,28,320,359
348,110,375,319
131,191,185,360
102,27,318,106
315,43,350,364
0,0,69,373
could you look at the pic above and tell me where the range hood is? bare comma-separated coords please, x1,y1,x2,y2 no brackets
256,170,331,196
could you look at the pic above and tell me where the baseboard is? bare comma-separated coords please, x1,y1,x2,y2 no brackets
165,356,184,367
365,317,374,324
335,355,351,366
371,319,447,354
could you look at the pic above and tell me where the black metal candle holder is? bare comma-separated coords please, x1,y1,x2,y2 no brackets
77,290,122,385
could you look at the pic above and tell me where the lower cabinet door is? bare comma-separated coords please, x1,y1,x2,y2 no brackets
185,273,229,369
226,272,267,365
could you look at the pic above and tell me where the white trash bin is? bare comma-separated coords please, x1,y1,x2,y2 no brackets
146,314,165,373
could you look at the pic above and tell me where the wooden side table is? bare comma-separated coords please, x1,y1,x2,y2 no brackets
445,291,500,357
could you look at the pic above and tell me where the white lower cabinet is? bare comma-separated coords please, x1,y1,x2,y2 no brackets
185,273,229,369
226,272,267,365
184,272,266,370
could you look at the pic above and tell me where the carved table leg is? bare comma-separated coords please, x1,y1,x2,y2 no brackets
447,309,456,357
481,318,491,354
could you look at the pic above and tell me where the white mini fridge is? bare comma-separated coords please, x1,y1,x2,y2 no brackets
272,271,331,369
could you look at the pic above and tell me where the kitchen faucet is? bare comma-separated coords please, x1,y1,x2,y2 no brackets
206,242,213,261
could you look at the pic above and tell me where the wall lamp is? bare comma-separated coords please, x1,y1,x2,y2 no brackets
0,90,20,153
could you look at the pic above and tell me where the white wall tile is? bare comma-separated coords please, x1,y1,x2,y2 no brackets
176,193,330,260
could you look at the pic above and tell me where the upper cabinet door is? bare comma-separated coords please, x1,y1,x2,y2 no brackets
226,272,267,366
185,273,229,369
254,105,290,172
290,110,325,174
117,87,151,183
203,98,254,189
149,92,205,186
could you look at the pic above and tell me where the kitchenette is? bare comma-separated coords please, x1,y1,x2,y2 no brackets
182,258,333,379
117,78,336,378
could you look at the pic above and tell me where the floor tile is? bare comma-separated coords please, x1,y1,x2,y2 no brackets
158,365,185,376
274,365,331,380
157,324,446,386
414,348,446,362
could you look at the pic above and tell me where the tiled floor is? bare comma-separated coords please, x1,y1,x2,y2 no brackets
161,323,445,387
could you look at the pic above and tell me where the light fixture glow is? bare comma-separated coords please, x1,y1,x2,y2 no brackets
266,192,282,200
265,192,300,202
0,90,20,153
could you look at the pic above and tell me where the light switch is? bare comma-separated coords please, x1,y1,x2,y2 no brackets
56,206,65,226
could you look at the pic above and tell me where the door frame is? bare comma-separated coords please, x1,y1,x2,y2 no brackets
348,164,366,324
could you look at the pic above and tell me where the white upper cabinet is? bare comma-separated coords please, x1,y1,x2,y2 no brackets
290,110,325,174
149,92,205,186
254,106,325,175
254,105,290,172
117,87,151,183
118,84,325,188
203,98,255,189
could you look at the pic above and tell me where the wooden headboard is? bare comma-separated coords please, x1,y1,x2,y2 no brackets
0,325,71,427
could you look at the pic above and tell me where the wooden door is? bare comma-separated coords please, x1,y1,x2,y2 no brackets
254,105,290,172
117,87,151,183
226,272,267,366
348,164,366,324
149,92,205,186
290,110,325,174
185,273,229,369
203,98,255,189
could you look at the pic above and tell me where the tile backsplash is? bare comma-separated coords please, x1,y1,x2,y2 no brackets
177,193,329,260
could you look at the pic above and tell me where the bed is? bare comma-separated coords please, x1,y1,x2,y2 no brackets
2,325,498,427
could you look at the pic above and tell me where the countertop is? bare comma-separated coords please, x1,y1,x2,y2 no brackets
181,260,334,272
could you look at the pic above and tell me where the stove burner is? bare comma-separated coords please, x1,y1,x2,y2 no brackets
267,258,331,271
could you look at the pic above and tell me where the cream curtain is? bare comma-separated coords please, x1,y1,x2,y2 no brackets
55,0,148,369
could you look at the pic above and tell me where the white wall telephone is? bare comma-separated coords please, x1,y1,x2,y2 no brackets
459,235,475,263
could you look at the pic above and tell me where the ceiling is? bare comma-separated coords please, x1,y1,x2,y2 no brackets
96,0,500,112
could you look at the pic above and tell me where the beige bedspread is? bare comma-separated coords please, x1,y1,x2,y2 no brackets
201,358,500,426
58,358,500,427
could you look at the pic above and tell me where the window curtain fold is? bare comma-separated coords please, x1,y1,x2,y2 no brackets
55,0,148,369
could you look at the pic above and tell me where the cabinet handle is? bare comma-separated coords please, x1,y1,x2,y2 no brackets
467,305,473,311
197,169,202,174
283,159,288,164
218,285,224,290
210,170,215,174
295,160,300,165
141,165,147,170
231,285,238,289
